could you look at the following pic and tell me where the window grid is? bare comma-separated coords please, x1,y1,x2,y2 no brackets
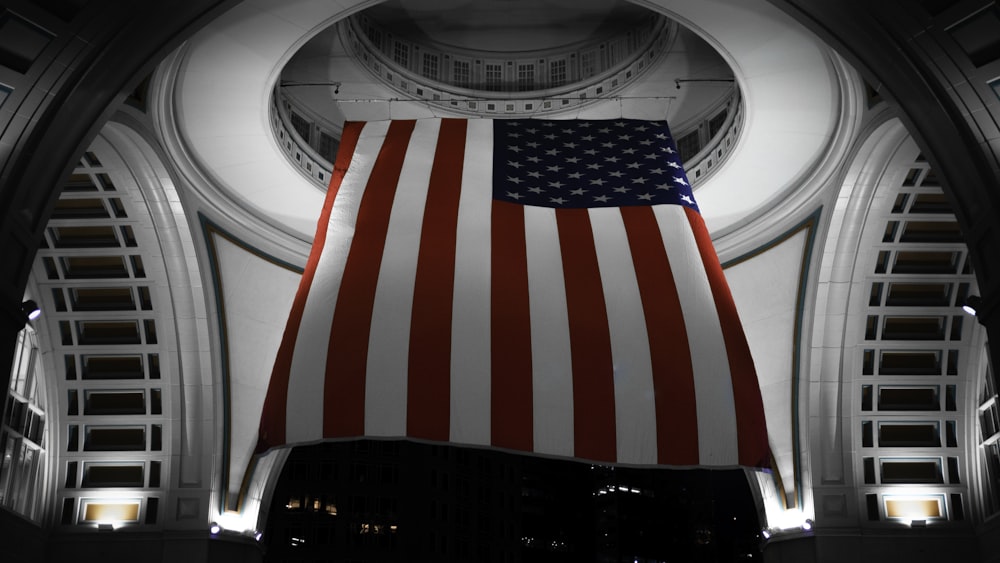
452,61,470,88
393,41,408,68
517,64,534,92
422,53,439,80
979,360,1000,516
856,159,977,524
0,327,47,522
36,153,168,528
550,60,567,88
485,63,502,91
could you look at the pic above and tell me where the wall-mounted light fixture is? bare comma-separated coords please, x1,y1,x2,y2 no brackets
963,295,982,316
22,300,40,321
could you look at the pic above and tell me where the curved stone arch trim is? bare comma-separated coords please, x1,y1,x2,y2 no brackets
807,117,912,524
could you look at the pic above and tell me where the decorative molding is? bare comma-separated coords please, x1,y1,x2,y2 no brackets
725,207,823,510
199,213,301,514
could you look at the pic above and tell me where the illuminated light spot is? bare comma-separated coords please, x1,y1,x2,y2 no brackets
884,496,943,520
82,501,140,523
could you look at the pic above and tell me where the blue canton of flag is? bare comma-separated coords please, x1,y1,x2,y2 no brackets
492,119,697,211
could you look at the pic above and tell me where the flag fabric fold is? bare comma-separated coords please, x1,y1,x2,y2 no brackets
257,117,769,469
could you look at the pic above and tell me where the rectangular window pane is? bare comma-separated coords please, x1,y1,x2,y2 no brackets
49,225,119,248
453,61,470,88
51,197,109,219
878,423,940,446
881,316,946,340
878,387,940,411
81,501,140,523
485,63,502,90
880,460,943,483
899,220,964,243
76,321,141,345
879,350,941,375
422,53,438,79
61,256,129,279
290,112,310,142
909,192,952,214
517,64,534,91
550,59,566,87
82,464,144,487
885,283,951,307
81,355,144,380
84,427,145,451
70,287,135,311
892,251,958,274
884,496,942,519
84,391,145,416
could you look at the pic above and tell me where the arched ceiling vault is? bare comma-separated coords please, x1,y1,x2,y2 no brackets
148,0,859,521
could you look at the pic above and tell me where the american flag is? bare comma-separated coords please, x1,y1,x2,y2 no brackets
257,117,769,468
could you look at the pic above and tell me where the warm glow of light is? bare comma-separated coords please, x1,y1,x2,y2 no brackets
768,508,812,531
83,502,140,523
885,497,942,520
214,509,258,535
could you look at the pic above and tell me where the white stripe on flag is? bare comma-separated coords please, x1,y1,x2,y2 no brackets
365,119,439,437
653,204,738,465
589,207,658,465
449,119,494,446
525,205,575,459
285,120,390,444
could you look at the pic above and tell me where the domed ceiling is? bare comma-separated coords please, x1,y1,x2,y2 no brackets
363,0,654,52
167,0,845,247
278,0,736,135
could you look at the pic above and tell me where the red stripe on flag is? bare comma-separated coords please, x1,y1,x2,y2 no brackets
323,120,416,438
555,208,617,463
490,200,533,451
408,119,467,441
685,207,770,468
620,206,700,465
256,121,365,453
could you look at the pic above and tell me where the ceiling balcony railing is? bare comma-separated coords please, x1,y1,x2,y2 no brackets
270,84,744,193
